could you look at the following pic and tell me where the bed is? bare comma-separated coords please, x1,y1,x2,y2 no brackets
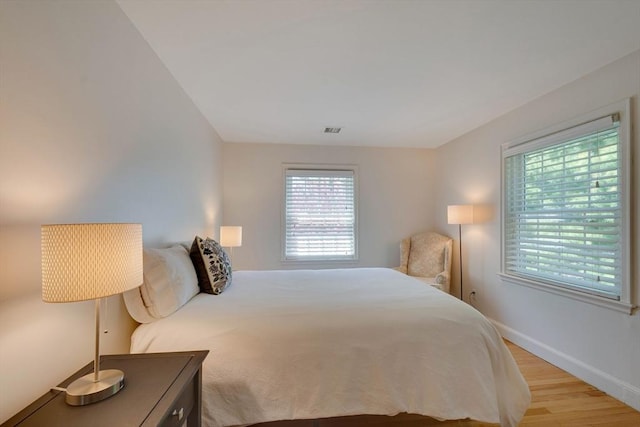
126,257,530,427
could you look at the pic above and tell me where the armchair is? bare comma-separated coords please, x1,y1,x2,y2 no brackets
394,231,453,293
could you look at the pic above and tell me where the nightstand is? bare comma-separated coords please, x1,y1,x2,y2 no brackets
2,350,208,427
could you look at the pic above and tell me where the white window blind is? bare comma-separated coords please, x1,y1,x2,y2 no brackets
503,114,623,299
284,168,357,261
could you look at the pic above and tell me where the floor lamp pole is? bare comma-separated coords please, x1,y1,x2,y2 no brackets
448,204,473,302
458,224,463,301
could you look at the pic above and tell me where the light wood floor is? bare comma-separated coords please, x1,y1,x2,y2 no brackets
253,341,640,427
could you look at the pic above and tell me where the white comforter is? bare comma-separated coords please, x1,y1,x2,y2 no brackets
130,268,530,427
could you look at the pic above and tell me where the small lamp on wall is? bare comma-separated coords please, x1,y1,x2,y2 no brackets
220,226,242,263
41,223,143,406
447,205,474,301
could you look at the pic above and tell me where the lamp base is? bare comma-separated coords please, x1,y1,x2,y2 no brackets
65,369,125,406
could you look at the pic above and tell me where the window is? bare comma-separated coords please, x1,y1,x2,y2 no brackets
283,166,357,261
501,100,632,313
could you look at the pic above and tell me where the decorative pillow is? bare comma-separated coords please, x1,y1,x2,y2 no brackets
190,236,232,295
123,245,199,323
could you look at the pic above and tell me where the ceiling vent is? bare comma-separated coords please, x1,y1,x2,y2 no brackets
324,127,341,134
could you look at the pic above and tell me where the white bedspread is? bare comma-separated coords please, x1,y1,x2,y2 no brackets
130,268,530,427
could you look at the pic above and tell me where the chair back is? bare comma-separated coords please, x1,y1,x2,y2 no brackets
407,232,452,278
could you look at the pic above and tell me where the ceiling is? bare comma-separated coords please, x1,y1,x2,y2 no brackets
116,0,640,148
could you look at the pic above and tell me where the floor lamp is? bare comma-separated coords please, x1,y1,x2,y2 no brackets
447,205,474,301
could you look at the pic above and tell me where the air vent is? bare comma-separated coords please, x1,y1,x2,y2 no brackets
324,127,341,134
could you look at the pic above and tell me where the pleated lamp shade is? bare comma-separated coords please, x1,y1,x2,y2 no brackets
41,223,143,303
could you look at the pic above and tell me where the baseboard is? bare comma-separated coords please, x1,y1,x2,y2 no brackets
490,318,640,411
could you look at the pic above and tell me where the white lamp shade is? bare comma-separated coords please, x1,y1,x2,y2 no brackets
220,226,242,247
447,205,474,225
41,223,143,303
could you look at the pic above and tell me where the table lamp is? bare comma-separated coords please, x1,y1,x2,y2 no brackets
220,226,242,262
41,223,143,406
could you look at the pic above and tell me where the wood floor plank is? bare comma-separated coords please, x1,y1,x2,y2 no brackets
251,341,640,426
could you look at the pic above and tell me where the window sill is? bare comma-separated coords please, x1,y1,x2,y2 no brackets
280,258,359,268
497,272,636,315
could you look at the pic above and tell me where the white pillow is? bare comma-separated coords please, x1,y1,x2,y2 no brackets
123,285,155,324
123,245,199,323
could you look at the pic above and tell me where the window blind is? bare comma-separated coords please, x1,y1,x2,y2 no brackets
284,169,356,260
503,114,622,299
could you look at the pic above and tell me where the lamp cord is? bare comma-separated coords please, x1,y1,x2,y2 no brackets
458,224,463,301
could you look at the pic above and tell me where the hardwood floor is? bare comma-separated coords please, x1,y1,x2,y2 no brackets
252,341,640,427
497,341,640,427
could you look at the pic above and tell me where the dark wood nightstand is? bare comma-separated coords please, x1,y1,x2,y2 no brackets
2,350,208,427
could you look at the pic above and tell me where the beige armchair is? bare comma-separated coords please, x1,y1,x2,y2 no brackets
394,231,453,293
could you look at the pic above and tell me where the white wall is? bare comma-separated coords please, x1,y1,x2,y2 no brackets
0,0,223,422
434,50,640,410
222,143,436,270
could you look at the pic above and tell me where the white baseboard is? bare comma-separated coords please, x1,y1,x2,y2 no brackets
490,318,640,411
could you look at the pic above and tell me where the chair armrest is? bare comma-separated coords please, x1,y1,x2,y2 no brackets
434,271,450,285
393,266,408,274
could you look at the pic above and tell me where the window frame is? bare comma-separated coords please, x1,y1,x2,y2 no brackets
499,99,633,314
281,163,359,264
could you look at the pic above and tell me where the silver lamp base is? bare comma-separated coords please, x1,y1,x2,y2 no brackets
65,369,125,406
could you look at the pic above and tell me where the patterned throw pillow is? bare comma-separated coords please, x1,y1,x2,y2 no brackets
189,236,232,295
